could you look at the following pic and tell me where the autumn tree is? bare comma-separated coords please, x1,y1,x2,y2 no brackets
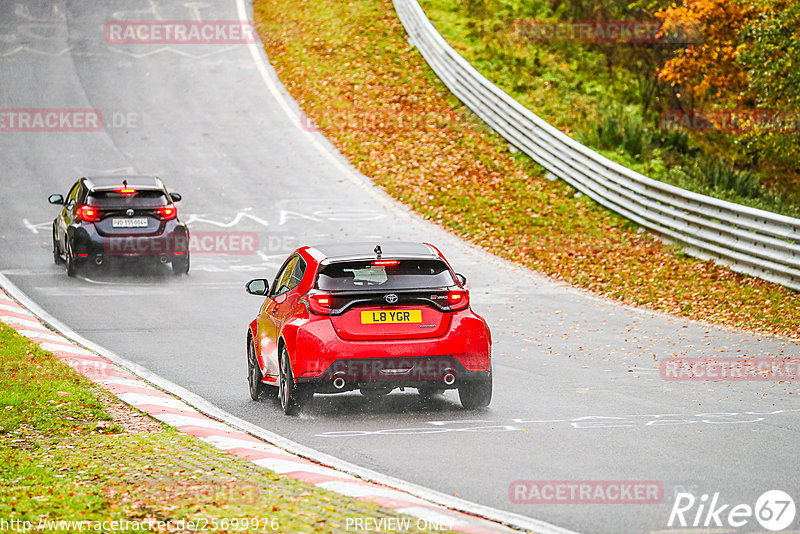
738,0,800,110
655,0,758,108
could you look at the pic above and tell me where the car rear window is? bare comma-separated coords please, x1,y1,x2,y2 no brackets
87,190,168,208
316,259,456,291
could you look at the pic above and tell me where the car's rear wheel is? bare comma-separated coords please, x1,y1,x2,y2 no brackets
52,232,64,265
66,243,79,277
458,372,492,409
279,347,309,415
247,337,265,401
172,254,190,275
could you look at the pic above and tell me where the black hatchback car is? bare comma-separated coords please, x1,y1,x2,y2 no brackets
49,176,190,276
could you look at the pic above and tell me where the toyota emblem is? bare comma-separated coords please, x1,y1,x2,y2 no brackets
126,209,134,216
385,294,398,304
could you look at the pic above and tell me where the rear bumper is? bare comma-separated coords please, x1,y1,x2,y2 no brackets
289,311,491,392
69,222,188,263
297,355,490,393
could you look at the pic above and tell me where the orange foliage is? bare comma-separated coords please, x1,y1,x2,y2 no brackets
656,0,759,103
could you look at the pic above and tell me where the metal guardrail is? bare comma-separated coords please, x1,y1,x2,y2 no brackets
393,0,800,291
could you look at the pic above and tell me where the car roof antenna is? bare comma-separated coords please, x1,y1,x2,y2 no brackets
374,245,382,258
122,179,128,188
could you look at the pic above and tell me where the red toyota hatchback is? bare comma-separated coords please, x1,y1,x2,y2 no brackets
245,242,492,414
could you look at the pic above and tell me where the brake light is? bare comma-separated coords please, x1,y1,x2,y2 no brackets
157,206,177,220
372,260,399,266
76,204,100,222
308,293,333,315
448,289,469,311
116,188,136,194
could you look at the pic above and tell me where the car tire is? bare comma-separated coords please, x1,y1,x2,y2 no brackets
52,232,65,265
418,387,445,400
172,254,190,275
279,347,302,415
247,337,265,401
458,372,492,409
66,244,79,277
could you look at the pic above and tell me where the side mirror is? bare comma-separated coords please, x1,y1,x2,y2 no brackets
169,192,182,202
245,279,270,296
48,194,64,205
455,273,467,286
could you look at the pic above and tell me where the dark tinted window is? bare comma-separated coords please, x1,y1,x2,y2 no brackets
87,190,168,208
289,257,306,288
66,182,81,209
317,260,456,291
272,255,304,297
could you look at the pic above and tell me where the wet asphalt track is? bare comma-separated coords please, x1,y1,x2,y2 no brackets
1,2,799,532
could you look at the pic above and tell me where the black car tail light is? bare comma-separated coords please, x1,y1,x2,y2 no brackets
157,206,177,220
76,204,101,222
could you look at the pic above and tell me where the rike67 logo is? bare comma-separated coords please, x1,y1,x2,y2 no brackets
668,490,796,531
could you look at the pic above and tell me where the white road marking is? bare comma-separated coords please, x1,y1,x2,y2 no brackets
200,435,287,455
251,458,356,477
22,219,49,234
0,45,73,57
14,4,65,22
72,166,137,175
107,45,243,59
316,410,800,437
0,303,25,313
317,481,430,504
117,392,194,410
152,413,233,430
183,211,270,228
38,342,94,355
0,316,45,329
16,329,64,342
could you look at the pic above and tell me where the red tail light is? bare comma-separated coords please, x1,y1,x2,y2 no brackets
372,260,400,266
76,204,100,222
308,293,333,315
157,206,177,220
116,188,136,194
448,289,469,311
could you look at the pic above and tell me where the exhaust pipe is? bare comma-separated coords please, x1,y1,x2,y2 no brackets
443,370,456,386
95,256,103,265
332,374,346,390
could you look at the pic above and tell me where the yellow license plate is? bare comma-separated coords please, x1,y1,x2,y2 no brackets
361,310,422,324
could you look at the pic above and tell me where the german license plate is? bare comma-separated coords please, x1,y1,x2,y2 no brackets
361,310,422,324
112,218,148,228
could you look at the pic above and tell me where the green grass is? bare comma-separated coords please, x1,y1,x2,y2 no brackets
0,322,455,533
253,0,800,339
